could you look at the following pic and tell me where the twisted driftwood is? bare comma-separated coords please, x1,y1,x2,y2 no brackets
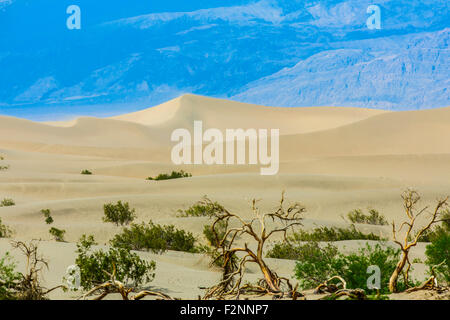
389,190,449,293
80,265,176,300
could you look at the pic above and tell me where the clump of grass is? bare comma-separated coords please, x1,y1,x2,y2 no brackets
0,198,15,207
147,170,192,181
110,220,199,254
49,227,66,242
200,220,239,268
346,209,388,225
41,209,65,241
177,199,225,217
103,201,136,226
41,209,54,225
80,169,92,175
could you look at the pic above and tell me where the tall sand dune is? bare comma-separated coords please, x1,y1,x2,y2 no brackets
0,95,449,299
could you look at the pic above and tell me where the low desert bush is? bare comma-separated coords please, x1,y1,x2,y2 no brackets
75,235,156,290
41,209,54,225
0,198,15,207
289,225,383,242
40,209,65,241
178,200,225,218
201,221,239,269
147,170,192,181
110,221,198,254
0,165,9,171
1,241,60,300
346,209,388,225
103,201,136,226
81,169,92,175
203,221,228,248
293,242,402,293
49,227,66,242
0,252,21,300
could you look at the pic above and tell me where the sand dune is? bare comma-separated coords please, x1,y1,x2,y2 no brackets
111,94,387,134
281,106,450,158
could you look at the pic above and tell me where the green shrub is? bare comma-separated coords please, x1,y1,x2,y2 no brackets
289,242,340,288
0,252,21,300
41,209,54,225
0,165,9,171
75,235,156,290
40,209,65,241
425,232,450,284
0,218,12,238
81,169,92,175
335,244,401,293
178,200,225,218
289,225,383,242
49,227,66,242
110,221,198,254
347,209,388,225
0,198,15,207
293,242,402,293
103,201,136,226
147,170,192,181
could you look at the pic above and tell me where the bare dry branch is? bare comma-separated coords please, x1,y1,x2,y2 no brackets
389,190,449,293
202,192,305,300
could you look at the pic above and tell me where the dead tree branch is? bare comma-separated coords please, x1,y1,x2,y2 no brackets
389,189,449,293
202,192,305,300
80,265,176,300
8,240,65,300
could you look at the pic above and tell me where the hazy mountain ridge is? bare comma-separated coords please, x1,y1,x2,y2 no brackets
233,28,450,110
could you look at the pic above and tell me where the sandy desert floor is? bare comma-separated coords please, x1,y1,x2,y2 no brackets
0,94,449,299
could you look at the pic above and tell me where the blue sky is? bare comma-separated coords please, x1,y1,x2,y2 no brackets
0,1,448,120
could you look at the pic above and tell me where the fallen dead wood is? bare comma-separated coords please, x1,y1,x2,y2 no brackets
317,276,367,300
80,265,177,300
314,276,346,294
406,261,447,294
